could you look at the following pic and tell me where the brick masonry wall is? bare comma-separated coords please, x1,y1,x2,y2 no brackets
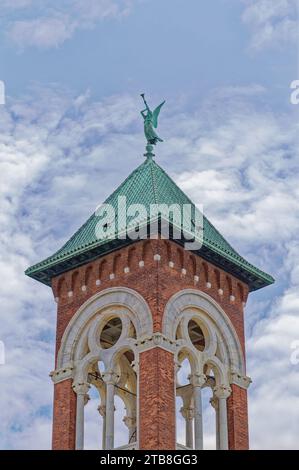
52,239,248,361
227,383,249,450
51,238,250,449
139,348,176,449
52,379,76,450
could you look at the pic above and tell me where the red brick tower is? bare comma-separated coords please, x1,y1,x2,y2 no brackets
26,110,274,451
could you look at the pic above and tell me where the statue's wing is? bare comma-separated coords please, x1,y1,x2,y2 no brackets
152,101,165,128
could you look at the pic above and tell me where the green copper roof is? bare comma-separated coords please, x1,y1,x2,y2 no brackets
25,156,274,291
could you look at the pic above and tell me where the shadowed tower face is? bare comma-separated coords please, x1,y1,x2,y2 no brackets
26,101,273,450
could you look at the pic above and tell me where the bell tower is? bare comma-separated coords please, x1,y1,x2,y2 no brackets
26,98,274,450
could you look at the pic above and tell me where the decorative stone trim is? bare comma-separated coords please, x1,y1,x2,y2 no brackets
154,254,161,261
230,372,252,389
109,273,115,280
139,260,144,268
137,333,177,354
194,275,199,283
57,287,153,369
218,288,223,296
206,282,211,289
162,289,246,376
81,285,87,292
124,267,130,274
68,291,73,298
181,268,187,276
50,365,74,384
96,279,101,286
169,261,174,268
230,295,235,302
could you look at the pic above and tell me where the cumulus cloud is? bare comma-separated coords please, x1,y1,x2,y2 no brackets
0,85,298,449
241,0,299,50
1,0,134,49
8,15,76,49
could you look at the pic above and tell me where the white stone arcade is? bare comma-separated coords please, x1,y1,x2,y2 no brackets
51,287,250,450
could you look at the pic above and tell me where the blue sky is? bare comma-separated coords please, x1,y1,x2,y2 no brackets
0,0,299,449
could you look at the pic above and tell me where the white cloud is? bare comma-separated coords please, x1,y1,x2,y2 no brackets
0,85,298,449
241,0,299,50
8,15,76,49
2,0,135,49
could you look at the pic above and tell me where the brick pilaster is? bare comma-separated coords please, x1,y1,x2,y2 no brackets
227,383,249,450
52,379,76,450
139,348,176,450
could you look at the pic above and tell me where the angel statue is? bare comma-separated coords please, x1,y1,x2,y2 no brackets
140,94,165,146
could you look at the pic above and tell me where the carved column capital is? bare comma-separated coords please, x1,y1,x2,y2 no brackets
214,384,232,400
123,415,136,429
210,396,218,410
189,373,206,387
72,382,90,396
131,360,139,374
102,370,119,385
97,404,106,417
180,406,194,421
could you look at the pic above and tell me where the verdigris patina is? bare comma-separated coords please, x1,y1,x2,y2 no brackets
140,94,165,153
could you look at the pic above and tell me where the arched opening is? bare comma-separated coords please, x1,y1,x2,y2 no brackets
100,317,122,349
202,386,216,450
176,356,193,449
188,319,205,351
84,385,102,450
177,357,191,386
114,395,130,448
113,347,137,448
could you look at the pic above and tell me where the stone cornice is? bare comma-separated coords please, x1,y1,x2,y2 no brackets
230,371,252,389
137,333,177,354
50,365,74,384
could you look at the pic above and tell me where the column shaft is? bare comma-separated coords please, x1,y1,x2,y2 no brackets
193,386,203,450
186,417,193,449
102,414,106,450
105,382,115,450
218,397,228,450
75,393,85,450
215,404,220,450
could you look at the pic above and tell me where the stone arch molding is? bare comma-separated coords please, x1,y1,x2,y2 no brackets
162,289,248,387
54,287,153,382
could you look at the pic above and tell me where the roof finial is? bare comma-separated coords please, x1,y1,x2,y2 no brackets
140,93,165,158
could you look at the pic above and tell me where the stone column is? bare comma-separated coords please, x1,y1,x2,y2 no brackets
102,372,118,450
191,374,206,450
123,415,137,443
98,405,106,450
214,385,231,450
210,395,220,450
73,382,90,450
180,407,194,449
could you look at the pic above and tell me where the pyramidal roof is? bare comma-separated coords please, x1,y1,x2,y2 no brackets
25,155,274,291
